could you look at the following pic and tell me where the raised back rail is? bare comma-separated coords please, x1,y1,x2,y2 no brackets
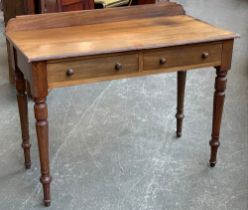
6,3,185,32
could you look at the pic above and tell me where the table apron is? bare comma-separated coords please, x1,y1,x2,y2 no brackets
46,42,222,88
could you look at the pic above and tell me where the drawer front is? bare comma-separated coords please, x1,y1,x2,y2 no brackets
143,43,222,71
47,53,139,85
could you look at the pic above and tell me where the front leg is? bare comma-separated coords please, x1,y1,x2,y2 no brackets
209,68,228,167
34,97,52,206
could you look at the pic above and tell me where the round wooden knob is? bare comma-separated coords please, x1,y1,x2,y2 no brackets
115,63,123,71
160,57,167,65
66,68,74,76
202,52,209,59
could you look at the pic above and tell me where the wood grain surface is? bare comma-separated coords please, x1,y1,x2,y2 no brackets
6,15,237,62
6,3,237,62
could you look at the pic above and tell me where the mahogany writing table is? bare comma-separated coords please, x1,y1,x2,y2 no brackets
5,3,238,207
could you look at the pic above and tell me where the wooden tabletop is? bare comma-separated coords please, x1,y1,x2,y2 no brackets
6,4,238,62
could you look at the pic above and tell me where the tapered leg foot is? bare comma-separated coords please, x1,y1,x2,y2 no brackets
34,98,52,206
209,68,227,167
209,162,216,168
41,175,52,207
176,71,187,138
176,131,182,138
44,201,51,207
15,66,31,169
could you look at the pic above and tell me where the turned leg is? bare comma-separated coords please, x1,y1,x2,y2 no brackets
176,71,187,137
209,68,228,167
34,98,52,206
15,66,31,169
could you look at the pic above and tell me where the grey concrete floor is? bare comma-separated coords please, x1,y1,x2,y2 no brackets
0,0,247,209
